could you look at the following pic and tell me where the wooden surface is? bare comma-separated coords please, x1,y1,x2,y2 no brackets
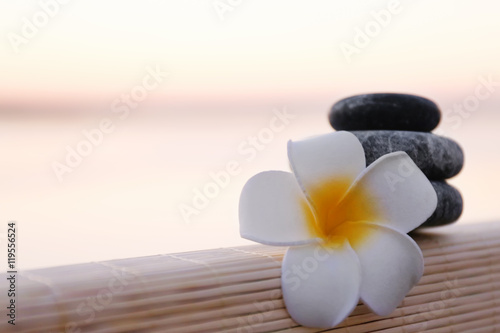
2,222,500,332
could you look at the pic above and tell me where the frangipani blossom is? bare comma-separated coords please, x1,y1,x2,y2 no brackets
239,131,437,328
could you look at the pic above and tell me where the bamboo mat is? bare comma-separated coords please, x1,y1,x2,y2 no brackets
3,222,500,333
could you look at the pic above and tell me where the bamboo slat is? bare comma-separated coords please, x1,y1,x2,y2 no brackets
2,222,500,332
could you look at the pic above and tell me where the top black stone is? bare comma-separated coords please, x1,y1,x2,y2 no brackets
329,93,441,132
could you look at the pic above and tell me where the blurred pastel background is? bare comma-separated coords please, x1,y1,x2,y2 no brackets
1,0,499,269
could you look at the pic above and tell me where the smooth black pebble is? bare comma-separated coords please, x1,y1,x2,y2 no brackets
419,180,463,228
329,93,441,132
351,130,464,180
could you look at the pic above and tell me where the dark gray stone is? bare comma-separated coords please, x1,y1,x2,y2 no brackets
329,93,441,132
351,130,464,180
418,181,463,228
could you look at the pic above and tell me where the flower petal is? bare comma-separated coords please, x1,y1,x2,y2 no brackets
281,242,361,328
341,152,437,233
350,223,424,316
239,171,318,246
288,131,366,208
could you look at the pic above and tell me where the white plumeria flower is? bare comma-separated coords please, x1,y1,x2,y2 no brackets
239,131,438,328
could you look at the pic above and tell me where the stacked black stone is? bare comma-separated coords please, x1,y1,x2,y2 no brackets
328,93,464,228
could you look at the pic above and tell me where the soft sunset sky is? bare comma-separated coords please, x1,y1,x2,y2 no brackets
1,1,499,269
2,0,500,110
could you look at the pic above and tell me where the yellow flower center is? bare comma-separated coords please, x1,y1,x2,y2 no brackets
304,177,380,248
